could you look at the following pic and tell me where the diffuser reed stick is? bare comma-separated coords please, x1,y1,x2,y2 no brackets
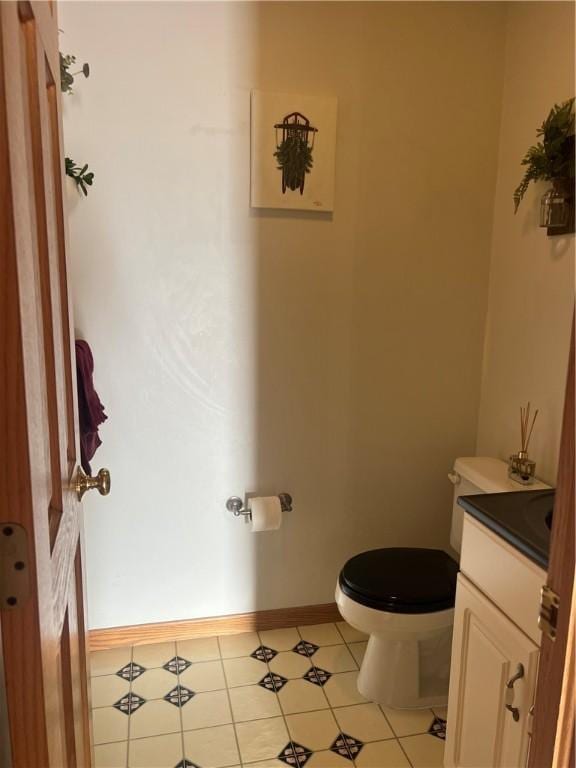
520,402,538,454
510,402,538,484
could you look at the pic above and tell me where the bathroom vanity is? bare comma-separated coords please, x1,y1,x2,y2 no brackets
444,490,554,768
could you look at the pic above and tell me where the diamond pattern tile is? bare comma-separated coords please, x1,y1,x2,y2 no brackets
330,733,364,761
429,715,447,740
278,740,313,767
303,666,332,687
113,691,146,715
164,656,192,675
116,662,146,681
164,684,195,707
259,672,289,692
91,625,444,768
252,645,278,662
293,641,319,657
341,733,363,759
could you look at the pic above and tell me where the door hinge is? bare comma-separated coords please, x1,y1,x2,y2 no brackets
538,584,560,640
0,523,29,611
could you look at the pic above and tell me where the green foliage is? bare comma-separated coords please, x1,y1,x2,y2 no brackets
65,157,94,196
274,137,314,191
60,52,90,94
61,46,94,196
513,98,575,212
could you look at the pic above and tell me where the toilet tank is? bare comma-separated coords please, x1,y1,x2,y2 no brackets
448,457,550,553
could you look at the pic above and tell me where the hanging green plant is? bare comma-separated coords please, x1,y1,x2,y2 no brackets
274,136,314,192
65,157,94,196
513,98,575,212
60,43,94,197
60,52,90,95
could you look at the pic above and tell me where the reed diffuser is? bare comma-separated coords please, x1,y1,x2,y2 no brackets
509,402,539,484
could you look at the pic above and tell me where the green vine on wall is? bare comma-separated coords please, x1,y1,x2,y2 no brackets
65,158,94,197
60,50,94,196
60,52,90,95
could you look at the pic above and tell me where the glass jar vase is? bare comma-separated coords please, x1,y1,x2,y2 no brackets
540,177,573,228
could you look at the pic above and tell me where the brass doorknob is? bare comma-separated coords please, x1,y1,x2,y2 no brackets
75,467,111,501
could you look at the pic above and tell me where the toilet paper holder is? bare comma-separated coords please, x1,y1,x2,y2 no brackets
226,493,293,518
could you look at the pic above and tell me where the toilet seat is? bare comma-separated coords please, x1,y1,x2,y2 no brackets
339,547,458,614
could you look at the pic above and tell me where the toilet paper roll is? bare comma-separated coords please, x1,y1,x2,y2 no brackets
250,496,282,532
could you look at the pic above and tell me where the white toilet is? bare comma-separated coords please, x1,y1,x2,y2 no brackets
335,457,548,709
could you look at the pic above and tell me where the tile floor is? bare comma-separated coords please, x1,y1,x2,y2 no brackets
91,622,446,768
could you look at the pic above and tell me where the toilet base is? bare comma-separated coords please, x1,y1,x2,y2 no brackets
357,630,452,709
336,583,454,709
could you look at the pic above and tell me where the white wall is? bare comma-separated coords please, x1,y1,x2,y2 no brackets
476,2,575,484
61,1,506,629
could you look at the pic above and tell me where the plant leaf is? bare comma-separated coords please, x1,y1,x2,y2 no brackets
513,98,575,211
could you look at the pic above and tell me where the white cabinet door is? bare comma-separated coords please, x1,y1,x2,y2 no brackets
445,574,539,768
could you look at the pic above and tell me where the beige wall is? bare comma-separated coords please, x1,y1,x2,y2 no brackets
476,2,575,484
62,2,506,628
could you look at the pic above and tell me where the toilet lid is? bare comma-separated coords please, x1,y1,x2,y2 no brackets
339,548,459,614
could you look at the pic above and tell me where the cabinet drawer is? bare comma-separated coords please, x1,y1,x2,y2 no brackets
460,514,545,645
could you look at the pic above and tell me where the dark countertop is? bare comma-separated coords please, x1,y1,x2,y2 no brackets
458,489,555,570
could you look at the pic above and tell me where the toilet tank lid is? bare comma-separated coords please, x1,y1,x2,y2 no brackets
454,457,550,493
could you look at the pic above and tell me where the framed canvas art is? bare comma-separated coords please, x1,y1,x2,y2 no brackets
250,90,338,212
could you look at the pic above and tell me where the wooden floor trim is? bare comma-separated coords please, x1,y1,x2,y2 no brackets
88,603,342,651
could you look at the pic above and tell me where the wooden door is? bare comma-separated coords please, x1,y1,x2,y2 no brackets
445,575,540,768
1,2,94,765
529,320,575,768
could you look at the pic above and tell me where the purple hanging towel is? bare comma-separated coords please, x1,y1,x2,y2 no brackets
75,340,107,474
